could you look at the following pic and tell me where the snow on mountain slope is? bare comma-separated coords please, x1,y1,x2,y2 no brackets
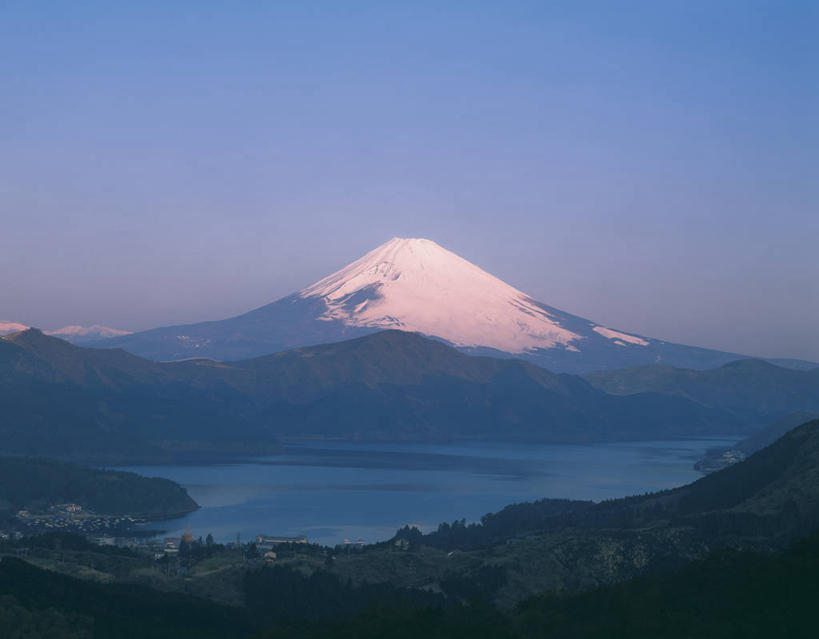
299,238,582,353
90,237,746,372
1,322,131,343
0,321,29,335
46,325,132,340
593,326,649,346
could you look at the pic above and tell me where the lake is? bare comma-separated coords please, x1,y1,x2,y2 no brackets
117,437,736,547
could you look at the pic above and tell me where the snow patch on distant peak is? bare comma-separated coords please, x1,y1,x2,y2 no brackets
593,326,649,347
46,325,132,339
0,321,29,335
298,237,582,353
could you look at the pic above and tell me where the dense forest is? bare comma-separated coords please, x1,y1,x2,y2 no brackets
259,531,819,639
3,529,819,638
0,554,247,639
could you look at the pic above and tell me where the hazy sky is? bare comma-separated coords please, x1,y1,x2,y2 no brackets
1,1,817,360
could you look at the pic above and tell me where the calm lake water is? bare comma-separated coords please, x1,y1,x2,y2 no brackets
117,438,736,547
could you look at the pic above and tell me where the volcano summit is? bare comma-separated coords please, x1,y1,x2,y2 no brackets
95,238,743,372
298,237,582,353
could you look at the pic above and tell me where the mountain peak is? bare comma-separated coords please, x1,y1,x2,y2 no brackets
298,237,581,353
90,237,746,372
387,236,437,245
1,327,73,354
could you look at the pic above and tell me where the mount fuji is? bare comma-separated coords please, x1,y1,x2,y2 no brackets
94,237,745,372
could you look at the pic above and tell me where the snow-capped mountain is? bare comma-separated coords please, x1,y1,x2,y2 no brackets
0,321,29,335
299,238,583,353
92,237,744,372
46,325,132,344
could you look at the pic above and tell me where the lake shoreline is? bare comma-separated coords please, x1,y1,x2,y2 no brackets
115,437,740,547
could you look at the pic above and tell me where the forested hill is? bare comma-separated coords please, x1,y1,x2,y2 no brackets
1,329,744,460
259,531,819,639
0,457,197,521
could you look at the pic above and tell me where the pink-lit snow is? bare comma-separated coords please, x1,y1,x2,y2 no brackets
299,238,581,353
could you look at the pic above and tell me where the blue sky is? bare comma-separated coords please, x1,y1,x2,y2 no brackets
1,1,817,360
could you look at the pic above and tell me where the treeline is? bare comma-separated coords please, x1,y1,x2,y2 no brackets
397,499,597,550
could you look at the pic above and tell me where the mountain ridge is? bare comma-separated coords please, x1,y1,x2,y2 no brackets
88,238,755,372
0,328,750,460
585,360,819,428
1,321,131,343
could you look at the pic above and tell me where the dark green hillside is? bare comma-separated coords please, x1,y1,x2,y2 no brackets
585,359,819,427
0,557,247,638
275,533,819,639
511,532,819,639
5,525,819,639
0,457,197,521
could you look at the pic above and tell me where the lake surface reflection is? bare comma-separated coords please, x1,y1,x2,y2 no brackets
117,438,736,547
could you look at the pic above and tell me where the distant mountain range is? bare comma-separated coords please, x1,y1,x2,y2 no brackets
3,327,819,461
0,321,131,343
45,324,132,343
86,237,801,373
585,360,819,429
0,328,750,460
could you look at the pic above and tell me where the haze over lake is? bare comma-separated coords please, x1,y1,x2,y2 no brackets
118,438,736,546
